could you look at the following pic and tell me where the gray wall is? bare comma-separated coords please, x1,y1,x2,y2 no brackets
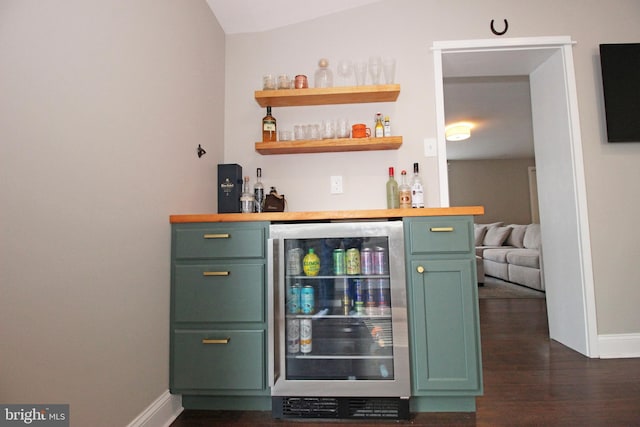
0,1,225,425
448,159,536,225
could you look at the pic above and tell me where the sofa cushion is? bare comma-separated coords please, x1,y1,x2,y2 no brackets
482,247,513,263
483,226,512,247
506,224,528,248
506,249,540,269
474,225,488,246
476,245,513,257
476,221,503,229
523,224,541,249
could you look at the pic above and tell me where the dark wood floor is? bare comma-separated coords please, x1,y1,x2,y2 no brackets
171,298,640,426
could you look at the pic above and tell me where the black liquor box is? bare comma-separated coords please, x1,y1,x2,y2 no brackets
217,163,242,213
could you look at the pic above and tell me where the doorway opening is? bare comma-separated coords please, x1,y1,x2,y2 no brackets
432,37,598,357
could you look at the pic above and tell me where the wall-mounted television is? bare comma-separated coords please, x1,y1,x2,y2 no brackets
599,43,640,142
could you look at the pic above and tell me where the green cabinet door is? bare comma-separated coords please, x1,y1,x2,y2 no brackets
408,258,482,394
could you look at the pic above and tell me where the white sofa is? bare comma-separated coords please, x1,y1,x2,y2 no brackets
475,222,544,291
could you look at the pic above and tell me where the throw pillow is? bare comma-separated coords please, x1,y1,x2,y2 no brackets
523,223,542,249
506,224,528,248
474,225,487,246
476,221,503,230
483,226,513,247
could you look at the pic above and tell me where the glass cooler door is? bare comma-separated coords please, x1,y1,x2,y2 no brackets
282,235,395,381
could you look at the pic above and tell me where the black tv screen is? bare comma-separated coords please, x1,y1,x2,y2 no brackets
599,43,640,142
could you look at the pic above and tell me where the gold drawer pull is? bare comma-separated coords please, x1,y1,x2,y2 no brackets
417,265,425,274
203,233,230,239
430,227,454,232
202,338,231,345
203,271,230,277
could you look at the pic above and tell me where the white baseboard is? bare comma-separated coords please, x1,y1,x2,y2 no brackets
127,391,183,427
598,333,640,359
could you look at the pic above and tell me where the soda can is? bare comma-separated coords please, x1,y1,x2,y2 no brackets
288,283,301,314
332,249,345,275
346,248,360,275
339,278,351,315
287,248,303,275
377,278,391,315
373,246,389,275
364,279,376,315
287,318,300,353
301,285,315,314
361,248,374,275
300,318,312,353
353,278,364,314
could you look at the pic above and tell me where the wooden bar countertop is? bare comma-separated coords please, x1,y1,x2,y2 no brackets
170,206,484,224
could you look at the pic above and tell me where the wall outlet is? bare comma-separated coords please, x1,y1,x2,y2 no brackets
330,176,343,194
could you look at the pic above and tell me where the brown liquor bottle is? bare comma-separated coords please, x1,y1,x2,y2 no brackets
262,106,277,142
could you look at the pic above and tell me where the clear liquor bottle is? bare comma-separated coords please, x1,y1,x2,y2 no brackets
254,168,264,213
411,162,425,208
399,170,412,209
240,176,255,213
386,167,399,209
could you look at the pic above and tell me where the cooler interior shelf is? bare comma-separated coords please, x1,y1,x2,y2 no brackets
255,136,402,155
254,84,400,107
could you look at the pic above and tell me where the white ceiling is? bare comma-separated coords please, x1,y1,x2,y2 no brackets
206,0,382,34
206,1,537,161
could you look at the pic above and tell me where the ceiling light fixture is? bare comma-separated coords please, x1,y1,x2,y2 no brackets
445,122,473,141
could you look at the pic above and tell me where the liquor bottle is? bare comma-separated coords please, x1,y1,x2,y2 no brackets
262,106,277,142
374,112,384,137
399,170,412,209
383,116,391,136
253,168,264,213
240,176,255,213
411,163,425,208
386,167,399,209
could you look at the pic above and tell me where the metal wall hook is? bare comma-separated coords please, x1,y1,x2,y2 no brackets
490,19,509,36
197,144,206,158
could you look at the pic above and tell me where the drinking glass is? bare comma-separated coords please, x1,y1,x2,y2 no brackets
354,60,368,86
382,57,396,84
368,56,382,85
337,60,353,86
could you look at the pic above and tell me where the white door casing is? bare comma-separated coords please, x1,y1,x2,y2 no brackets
432,37,598,357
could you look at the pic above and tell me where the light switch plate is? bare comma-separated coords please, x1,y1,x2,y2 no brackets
424,137,437,157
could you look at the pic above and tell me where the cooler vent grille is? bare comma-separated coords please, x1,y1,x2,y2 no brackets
281,397,339,418
274,396,408,420
348,397,402,418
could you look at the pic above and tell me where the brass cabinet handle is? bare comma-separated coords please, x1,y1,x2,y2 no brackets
203,271,230,276
203,233,230,239
430,227,454,232
202,338,231,345
417,265,425,274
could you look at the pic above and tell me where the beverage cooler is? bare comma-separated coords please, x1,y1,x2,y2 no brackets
268,221,410,420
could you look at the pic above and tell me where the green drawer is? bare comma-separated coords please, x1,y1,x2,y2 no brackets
174,225,266,259
406,217,473,254
172,329,265,391
174,263,264,323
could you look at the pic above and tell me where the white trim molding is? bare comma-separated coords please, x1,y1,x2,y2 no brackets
127,391,183,427
598,334,640,359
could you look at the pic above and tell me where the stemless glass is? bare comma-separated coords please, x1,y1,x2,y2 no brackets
368,56,382,85
337,60,353,86
354,60,368,86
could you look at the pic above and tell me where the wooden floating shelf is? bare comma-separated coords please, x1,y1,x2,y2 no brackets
255,136,402,155
254,84,400,107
